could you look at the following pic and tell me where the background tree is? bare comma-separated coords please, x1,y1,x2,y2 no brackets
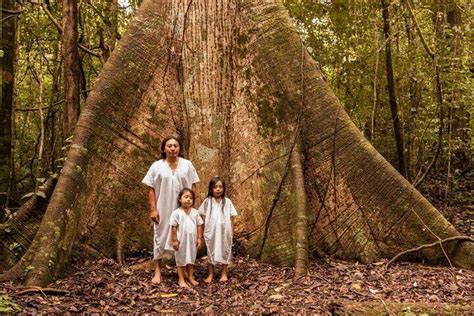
1,0,20,218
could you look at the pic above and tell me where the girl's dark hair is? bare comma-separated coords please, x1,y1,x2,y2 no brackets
160,136,184,160
177,188,195,207
203,176,226,212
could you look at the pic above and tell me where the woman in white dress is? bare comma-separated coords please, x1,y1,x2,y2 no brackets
142,136,200,284
199,176,238,283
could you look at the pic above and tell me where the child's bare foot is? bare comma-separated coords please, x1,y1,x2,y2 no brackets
189,277,199,286
151,272,161,284
219,275,228,282
204,275,213,284
178,280,189,288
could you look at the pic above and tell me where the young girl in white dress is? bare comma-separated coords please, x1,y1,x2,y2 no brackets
169,188,203,288
198,176,238,283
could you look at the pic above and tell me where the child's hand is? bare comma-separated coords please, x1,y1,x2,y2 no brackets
196,238,202,248
172,240,179,251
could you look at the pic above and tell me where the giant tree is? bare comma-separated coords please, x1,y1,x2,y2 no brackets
1,0,472,287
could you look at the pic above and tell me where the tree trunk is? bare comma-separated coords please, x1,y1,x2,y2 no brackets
291,139,309,277
444,1,470,172
62,0,81,137
3,0,472,287
381,0,407,178
99,0,119,62
0,0,18,215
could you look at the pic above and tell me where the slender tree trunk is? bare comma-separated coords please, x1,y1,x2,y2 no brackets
444,1,470,171
99,0,119,62
2,0,472,287
291,139,309,277
0,0,18,215
381,0,407,178
62,0,81,138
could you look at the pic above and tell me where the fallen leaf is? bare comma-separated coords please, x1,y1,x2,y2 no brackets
160,293,178,298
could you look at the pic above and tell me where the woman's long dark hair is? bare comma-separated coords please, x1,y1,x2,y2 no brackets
160,136,184,160
203,176,226,212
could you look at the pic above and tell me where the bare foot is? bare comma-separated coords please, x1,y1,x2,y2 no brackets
204,275,213,284
178,280,189,288
219,275,228,282
151,273,161,284
189,277,199,286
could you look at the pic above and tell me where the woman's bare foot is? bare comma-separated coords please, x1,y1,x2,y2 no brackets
219,274,228,282
189,277,199,286
178,280,189,288
151,272,161,284
204,275,213,284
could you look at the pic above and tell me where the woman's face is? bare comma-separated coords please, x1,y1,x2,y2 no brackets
164,139,180,159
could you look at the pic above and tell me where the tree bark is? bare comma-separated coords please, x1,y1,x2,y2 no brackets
444,1,470,172
62,0,81,138
381,0,407,178
291,139,309,277
0,0,18,215
3,0,473,287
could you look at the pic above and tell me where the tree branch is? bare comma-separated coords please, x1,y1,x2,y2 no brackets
39,2,101,58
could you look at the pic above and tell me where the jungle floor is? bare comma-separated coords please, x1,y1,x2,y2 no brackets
1,176,473,314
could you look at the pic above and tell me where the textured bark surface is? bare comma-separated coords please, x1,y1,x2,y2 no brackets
62,0,81,137
0,0,17,212
291,140,309,276
381,0,407,178
4,0,472,286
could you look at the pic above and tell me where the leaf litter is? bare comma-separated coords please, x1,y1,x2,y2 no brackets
1,256,473,314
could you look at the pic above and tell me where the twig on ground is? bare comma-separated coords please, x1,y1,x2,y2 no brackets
386,236,474,269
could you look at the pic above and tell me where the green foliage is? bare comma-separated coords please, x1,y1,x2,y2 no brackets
0,295,21,313
284,0,473,181
12,1,140,197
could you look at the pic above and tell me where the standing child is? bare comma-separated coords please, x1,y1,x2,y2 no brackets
199,176,238,283
168,188,203,288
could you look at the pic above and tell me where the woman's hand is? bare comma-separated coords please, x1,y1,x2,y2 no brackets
150,210,160,223
172,240,179,251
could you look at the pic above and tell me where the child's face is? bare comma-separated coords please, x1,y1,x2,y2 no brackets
212,181,224,198
180,191,194,208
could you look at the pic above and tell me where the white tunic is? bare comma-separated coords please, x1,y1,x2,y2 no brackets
142,158,199,260
168,208,203,266
198,197,238,265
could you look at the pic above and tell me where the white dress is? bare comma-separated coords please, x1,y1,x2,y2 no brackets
142,157,199,259
198,197,238,265
168,208,203,266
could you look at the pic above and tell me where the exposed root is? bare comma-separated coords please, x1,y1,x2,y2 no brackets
129,259,155,271
16,286,69,296
291,139,309,277
116,220,126,265
74,243,105,260
386,236,474,269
